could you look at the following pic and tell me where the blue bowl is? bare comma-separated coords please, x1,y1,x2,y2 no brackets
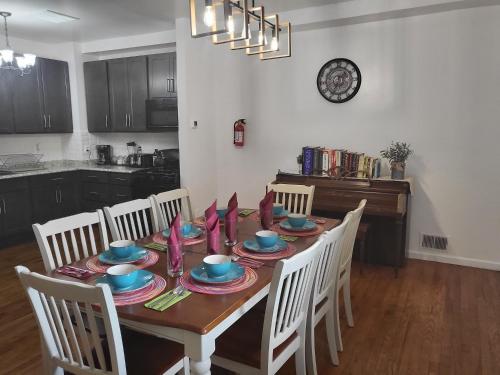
255,230,279,248
109,240,135,259
216,208,227,220
272,203,284,216
287,214,307,228
181,222,193,236
203,255,232,278
106,264,139,289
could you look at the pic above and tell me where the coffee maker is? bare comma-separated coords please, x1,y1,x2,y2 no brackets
96,145,112,165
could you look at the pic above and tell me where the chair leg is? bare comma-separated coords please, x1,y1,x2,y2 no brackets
306,312,318,375
325,303,340,366
333,287,343,352
343,274,354,328
295,327,307,375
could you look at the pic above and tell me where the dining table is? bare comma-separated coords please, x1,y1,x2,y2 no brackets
49,210,340,375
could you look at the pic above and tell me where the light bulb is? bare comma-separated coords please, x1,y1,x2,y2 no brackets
227,15,234,34
270,36,279,51
203,5,215,27
0,49,13,64
16,56,27,69
258,31,263,44
24,53,36,67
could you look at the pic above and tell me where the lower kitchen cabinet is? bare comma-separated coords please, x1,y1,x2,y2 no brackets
0,178,32,236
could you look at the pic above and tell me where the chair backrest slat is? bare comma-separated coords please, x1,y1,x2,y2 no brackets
151,188,194,231
33,210,109,272
260,239,322,372
267,183,316,215
104,198,159,242
16,266,126,374
339,200,366,271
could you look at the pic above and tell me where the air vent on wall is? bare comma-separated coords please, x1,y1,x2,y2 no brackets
36,10,80,24
421,234,448,250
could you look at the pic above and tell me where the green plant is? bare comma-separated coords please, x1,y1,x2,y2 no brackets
380,141,413,165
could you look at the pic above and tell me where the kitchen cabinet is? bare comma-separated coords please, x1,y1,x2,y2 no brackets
84,61,110,132
0,70,14,133
148,53,176,98
0,178,32,236
39,58,73,133
108,56,148,132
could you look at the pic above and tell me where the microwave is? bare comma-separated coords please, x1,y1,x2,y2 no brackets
146,98,178,129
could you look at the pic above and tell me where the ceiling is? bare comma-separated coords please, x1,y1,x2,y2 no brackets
0,0,338,44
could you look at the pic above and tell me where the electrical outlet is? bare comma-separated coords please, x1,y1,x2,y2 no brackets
192,120,198,129
83,145,91,153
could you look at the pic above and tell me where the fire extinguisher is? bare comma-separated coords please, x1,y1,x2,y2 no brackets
233,119,246,147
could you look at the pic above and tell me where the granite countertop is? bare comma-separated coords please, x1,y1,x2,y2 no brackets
0,160,147,180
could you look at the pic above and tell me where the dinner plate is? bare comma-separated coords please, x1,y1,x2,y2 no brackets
273,209,289,218
279,219,317,232
98,247,148,265
243,239,288,253
95,270,154,294
190,262,245,284
162,226,203,239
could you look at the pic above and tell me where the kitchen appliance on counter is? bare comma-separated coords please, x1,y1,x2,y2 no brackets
146,98,178,130
96,145,112,165
132,148,180,198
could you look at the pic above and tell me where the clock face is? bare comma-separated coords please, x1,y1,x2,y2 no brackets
317,58,362,103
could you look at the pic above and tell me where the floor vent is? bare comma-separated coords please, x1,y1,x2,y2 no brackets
421,234,448,250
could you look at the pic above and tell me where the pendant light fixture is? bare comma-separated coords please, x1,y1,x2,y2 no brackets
0,11,36,75
189,0,291,61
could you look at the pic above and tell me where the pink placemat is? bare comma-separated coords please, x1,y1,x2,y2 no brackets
86,250,159,273
193,216,244,226
271,223,325,237
232,242,297,261
152,230,206,247
106,274,166,306
180,267,257,295
249,211,287,223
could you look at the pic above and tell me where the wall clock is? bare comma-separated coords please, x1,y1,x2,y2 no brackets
317,58,362,103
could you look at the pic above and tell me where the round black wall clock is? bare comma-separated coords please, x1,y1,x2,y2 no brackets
317,58,362,103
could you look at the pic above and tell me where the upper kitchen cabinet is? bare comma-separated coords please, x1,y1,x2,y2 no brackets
148,53,176,98
108,56,148,132
84,60,110,132
0,70,14,133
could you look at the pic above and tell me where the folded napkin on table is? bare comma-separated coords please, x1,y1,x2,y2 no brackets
228,192,238,211
225,193,238,243
145,289,192,312
205,200,217,220
205,213,220,255
172,212,182,239
56,266,95,280
259,190,274,230
167,225,182,274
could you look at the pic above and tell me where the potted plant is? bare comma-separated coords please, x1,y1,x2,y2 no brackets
380,141,413,179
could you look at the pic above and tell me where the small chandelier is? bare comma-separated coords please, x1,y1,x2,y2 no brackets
189,0,291,61
0,11,36,75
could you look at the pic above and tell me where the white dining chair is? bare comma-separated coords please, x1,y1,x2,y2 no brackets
103,198,159,242
151,188,194,231
334,199,366,352
267,183,315,215
15,265,188,375
305,214,350,374
212,239,322,375
33,210,109,273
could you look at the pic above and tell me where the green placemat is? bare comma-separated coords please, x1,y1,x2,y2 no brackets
143,242,167,252
145,289,192,312
239,209,256,217
280,235,299,242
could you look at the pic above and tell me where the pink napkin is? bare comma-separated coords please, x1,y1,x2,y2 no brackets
259,190,274,230
167,223,182,273
205,200,217,220
56,266,95,280
205,214,220,255
172,212,181,239
225,193,238,243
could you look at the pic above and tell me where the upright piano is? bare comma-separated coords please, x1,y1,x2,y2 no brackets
275,171,412,274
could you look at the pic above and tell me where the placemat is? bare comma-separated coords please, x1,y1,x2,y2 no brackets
180,267,257,295
271,223,325,237
152,230,206,247
86,250,159,273
232,242,297,261
193,216,244,226
104,274,166,306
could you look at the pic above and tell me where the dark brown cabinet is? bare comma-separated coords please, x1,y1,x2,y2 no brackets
84,61,110,132
148,53,176,98
0,178,32,236
0,57,73,134
108,56,148,132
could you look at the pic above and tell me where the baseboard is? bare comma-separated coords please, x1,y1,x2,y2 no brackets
408,250,500,271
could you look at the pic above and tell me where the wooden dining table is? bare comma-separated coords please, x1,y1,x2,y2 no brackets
50,211,340,375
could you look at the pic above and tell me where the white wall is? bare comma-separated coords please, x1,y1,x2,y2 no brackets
179,6,500,269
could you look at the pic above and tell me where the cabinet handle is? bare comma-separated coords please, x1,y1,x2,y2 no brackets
125,114,128,128
89,192,99,195
2,198,5,215
58,190,62,204
48,114,51,128
172,78,175,93
128,113,132,128
116,194,128,198
105,114,109,128
87,175,98,179
43,114,47,128
51,177,64,182
55,189,59,204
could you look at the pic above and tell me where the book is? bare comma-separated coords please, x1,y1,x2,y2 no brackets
322,149,329,176
302,147,314,175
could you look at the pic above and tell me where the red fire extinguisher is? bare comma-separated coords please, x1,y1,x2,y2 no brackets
233,119,246,147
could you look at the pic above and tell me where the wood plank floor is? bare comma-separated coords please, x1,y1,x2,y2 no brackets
1,242,499,375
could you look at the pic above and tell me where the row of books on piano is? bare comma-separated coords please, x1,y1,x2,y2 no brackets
301,147,383,178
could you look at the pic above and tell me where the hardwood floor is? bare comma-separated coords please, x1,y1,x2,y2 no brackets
1,242,499,375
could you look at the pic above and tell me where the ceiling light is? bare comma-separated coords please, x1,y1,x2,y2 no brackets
37,10,80,24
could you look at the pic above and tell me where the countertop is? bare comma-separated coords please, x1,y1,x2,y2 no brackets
0,160,147,180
